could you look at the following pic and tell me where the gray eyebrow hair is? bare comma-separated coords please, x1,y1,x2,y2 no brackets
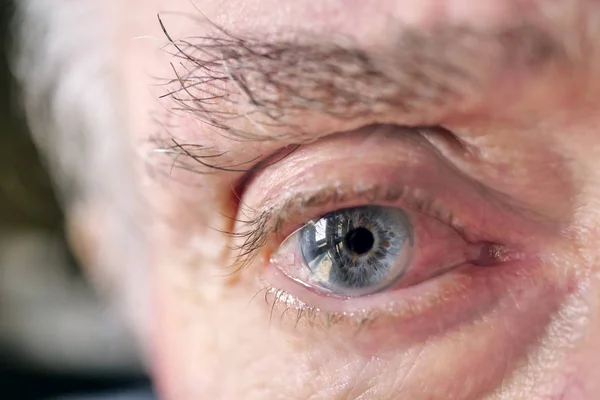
159,16,569,143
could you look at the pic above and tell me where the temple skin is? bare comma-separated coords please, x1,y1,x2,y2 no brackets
23,0,600,399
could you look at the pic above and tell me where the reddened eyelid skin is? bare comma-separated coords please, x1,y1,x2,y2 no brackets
252,235,543,355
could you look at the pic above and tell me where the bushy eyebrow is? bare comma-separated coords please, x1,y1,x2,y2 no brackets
158,14,567,144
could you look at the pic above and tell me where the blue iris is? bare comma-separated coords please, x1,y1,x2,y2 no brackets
298,206,413,297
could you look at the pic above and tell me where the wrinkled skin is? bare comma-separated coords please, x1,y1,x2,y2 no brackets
73,0,600,399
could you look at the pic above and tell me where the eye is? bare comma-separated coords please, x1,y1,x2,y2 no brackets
268,196,493,302
285,206,414,297
232,127,542,330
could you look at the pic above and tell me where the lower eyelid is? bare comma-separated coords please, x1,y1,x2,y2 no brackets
257,254,551,348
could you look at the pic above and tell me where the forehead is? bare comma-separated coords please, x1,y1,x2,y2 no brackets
118,0,594,35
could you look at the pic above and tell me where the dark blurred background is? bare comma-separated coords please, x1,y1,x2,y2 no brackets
0,2,147,399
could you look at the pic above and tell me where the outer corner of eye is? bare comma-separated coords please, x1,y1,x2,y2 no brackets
269,205,414,298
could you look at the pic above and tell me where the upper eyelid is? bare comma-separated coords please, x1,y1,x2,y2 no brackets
287,182,464,233
224,125,557,274
269,184,457,235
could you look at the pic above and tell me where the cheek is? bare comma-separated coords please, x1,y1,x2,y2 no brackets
146,236,598,400
149,254,302,400
267,269,570,399
150,265,189,400
149,248,228,399
548,275,600,399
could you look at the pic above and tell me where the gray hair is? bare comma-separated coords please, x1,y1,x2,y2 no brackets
13,0,127,207
12,0,150,348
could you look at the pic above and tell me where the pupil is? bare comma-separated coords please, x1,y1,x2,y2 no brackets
344,227,375,255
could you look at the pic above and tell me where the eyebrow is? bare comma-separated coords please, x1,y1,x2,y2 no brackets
151,14,586,182
158,15,571,144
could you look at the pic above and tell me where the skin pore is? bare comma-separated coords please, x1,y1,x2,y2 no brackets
33,0,600,399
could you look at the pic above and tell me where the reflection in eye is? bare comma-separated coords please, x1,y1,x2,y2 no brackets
283,206,414,297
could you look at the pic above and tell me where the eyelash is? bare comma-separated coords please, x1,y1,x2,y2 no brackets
254,285,379,330
226,182,468,275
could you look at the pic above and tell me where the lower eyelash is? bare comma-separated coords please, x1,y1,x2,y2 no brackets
256,285,379,331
